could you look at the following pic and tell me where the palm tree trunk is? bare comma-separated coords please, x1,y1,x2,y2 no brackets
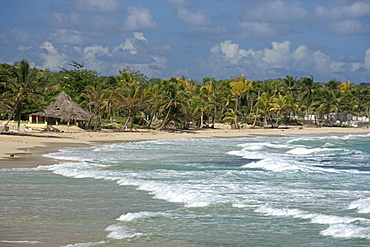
159,106,172,130
200,109,204,128
0,98,21,134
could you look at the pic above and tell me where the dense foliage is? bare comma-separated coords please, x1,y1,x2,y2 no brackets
1,60,370,131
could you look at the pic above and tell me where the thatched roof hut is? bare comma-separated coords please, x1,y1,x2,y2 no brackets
29,91,94,126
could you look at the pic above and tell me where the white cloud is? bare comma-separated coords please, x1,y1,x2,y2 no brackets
39,42,67,70
133,32,147,41
114,39,136,55
110,55,167,78
330,61,345,72
40,41,58,55
329,20,370,35
364,48,370,71
263,41,291,69
351,62,363,72
83,45,109,59
122,6,158,31
18,45,32,51
51,29,85,45
10,27,29,43
212,40,251,65
177,7,210,26
76,0,121,12
247,0,308,21
113,32,147,55
315,1,370,20
54,13,79,27
113,32,148,55
166,0,194,7
207,40,368,81
238,22,275,38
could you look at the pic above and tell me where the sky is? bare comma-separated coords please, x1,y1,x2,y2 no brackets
0,0,369,83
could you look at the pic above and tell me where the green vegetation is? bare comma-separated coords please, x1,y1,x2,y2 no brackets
1,60,370,132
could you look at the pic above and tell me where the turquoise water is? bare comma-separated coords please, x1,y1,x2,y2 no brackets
1,133,370,246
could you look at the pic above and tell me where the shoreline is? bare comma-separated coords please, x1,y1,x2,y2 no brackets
1,127,369,168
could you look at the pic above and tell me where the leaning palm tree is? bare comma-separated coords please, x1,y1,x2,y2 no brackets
1,59,43,133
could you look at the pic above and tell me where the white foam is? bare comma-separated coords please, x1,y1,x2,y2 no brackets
256,204,370,239
61,241,107,247
238,142,293,151
105,224,144,240
255,204,306,218
135,181,212,207
117,211,165,222
34,162,114,180
256,204,369,224
0,240,42,244
287,147,342,155
348,198,370,214
241,158,301,172
309,214,360,224
320,224,370,239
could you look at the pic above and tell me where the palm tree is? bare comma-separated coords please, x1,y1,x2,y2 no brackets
283,75,298,94
298,75,315,117
312,88,341,126
202,78,230,128
102,89,116,124
230,75,250,128
80,84,107,131
270,94,287,127
256,92,274,127
356,85,370,121
145,82,165,128
115,80,147,130
1,59,43,133
157,78,186,130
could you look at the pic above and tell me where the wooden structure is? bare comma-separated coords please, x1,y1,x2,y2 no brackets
28,91,94,128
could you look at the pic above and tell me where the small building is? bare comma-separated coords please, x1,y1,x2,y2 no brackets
28,91,94,128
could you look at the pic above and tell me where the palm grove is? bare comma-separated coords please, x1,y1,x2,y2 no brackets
1,59,370,132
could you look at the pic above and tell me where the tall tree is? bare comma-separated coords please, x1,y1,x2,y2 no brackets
230,75,250,128
60,61,98,101
1,60,44,133
80,84,107,131
115,72,148,130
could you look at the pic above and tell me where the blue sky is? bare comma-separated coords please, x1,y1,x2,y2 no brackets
1,0,369,83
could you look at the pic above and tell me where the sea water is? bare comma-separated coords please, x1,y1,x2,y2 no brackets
1,133,370,246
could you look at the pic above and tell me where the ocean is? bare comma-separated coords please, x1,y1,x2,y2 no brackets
1,133,370,247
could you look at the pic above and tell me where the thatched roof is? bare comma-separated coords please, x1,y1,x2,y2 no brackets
31,91,94,122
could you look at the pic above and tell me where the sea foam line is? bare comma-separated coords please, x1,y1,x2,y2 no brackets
105,224,144,240
61,241,108,247
255,204,370,239
348,198,370,214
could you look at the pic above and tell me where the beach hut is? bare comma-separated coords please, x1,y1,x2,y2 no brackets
28,91,94,128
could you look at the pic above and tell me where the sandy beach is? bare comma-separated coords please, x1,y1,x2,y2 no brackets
1,126,369,168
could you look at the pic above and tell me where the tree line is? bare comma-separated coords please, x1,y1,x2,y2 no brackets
1,59,370,132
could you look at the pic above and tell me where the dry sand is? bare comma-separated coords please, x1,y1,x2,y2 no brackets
1,126,369,168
